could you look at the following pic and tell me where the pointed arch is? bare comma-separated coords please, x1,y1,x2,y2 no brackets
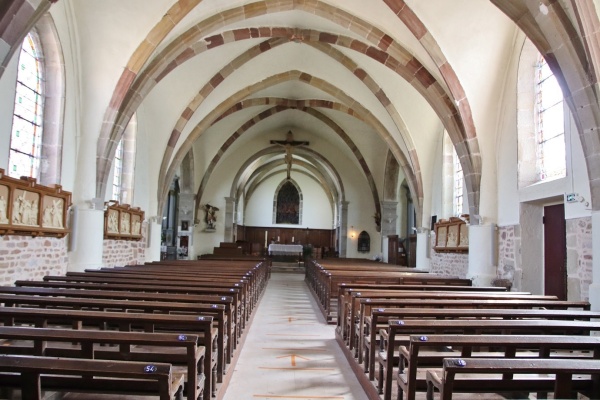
273,179,302,225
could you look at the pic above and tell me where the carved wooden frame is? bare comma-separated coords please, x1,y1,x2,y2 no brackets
433,217,469,253
0,169,71,238
104,201,144,241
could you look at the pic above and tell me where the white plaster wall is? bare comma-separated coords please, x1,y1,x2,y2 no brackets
244,172,332,229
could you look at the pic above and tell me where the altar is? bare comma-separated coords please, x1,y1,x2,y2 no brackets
268,244,303,256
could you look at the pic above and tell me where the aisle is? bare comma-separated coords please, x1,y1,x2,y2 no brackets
223,272,369,400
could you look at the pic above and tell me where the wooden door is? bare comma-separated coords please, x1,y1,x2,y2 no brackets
544,204,566,300
388,235,399,265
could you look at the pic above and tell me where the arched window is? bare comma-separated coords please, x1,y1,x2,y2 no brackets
8,15,65,186
518,40,567,188
535,55,566,181
453,147,464,216
274,180,302,225
111,114,137,204
9,31,44,179
112,139,123,202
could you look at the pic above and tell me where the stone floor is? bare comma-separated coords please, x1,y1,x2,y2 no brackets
223,271,369,400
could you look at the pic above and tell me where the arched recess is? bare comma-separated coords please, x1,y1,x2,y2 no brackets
193,100,380,224
491,0,600,210
383,151,401,202
224,146,344,227
244,163,336,219
96,2,481,219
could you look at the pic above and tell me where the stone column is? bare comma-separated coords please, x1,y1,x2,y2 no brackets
589,211,600,311
68,199,104,272
467,223,498,286
223,197,235,242
145,217,162,262
416,227,431,271
339,201,349,257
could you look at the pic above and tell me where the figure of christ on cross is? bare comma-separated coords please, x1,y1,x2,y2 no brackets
270,130,310,180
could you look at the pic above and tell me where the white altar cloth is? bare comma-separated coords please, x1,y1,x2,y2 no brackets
268,244,303,256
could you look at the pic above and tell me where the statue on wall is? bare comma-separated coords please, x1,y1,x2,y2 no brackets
0,195,8,224
203,204,219,230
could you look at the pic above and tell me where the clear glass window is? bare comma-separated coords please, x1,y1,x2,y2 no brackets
112,139,123,202
536,56,566,181
453,148,463,216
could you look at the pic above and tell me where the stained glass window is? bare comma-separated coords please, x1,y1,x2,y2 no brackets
9,32,44,179
453,148,463,216
112,139,123,202
536,56,566,181
276,181,300,224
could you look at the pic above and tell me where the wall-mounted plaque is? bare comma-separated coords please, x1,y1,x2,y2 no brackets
104,201,144,241
0,169,71,237
433,216,468,253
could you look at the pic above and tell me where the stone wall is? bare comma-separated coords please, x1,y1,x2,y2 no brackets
566,217,592,301
429,235,469,277
0,235,68,285
497,225,521,289
102,223,147,267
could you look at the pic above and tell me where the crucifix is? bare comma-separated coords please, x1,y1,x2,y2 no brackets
270,130,309,180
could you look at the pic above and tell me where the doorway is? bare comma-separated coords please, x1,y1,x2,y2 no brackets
544,204,567,300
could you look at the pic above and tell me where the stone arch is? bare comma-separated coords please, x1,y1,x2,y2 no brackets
36,13,65,186
193,101,380,224
224,146,344,227
163,71,398,222
491,0,600,210
0,0,56,79
96,2,481,218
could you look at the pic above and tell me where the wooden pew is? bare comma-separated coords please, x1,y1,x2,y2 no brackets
344,291,558,355
55,273,252,324
0,354,185,400
0,286,238,361
426,357,600,400
0,326,204,400
14,280,244,336
339,288,538,345
399,334,600,400
0,306,216,400
361,298,592,376
378,318,600,400
87,267,260,312
0,293,229,384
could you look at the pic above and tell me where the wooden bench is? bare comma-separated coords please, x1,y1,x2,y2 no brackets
55,273,251,324
0,306,216,400
378,318,600,400
14,279,244,336
0,326,204,400
336,283,508,328
344,291,557,355
426,357,600,400
361,299,592,376
0,285,238,362
399,334,600,400
0,292,229,385
0,354,185,400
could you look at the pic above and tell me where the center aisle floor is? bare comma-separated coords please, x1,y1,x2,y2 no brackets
223,272,369,400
